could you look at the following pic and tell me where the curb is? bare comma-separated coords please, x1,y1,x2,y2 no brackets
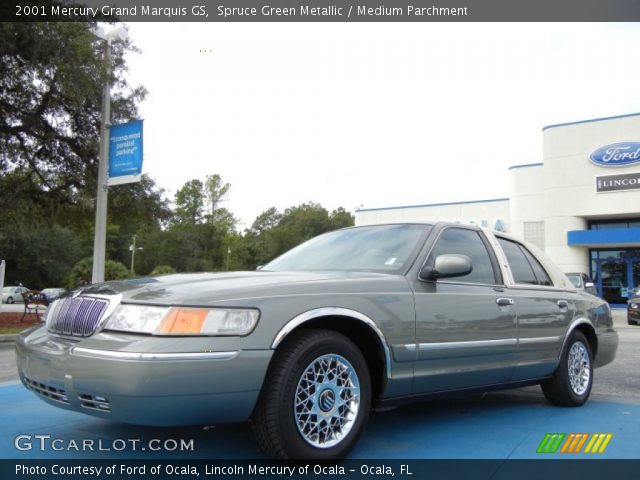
0,334,18,343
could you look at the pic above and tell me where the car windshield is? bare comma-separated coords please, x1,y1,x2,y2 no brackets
263,224,431,273
566,274,582,288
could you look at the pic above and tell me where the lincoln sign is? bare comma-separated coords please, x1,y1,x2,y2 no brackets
595,171,640,193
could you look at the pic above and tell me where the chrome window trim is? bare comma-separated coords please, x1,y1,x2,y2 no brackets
71,347,238,361
271,307,393,379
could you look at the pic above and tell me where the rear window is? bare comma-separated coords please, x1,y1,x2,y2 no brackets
497,237,553,286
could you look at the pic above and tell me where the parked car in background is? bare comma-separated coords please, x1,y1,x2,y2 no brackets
627,295,640,325
40,288,67,304
566,272,598,296
2,286,28,304
17,223,618,460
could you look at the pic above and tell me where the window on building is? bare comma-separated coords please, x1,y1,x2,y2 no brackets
523,221,545,250
429,228,499,284
588,218,640,230
497,237,552,286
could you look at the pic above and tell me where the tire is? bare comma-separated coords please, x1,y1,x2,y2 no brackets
252,329,371,460
628,318,637,326
6,297,13,304
541,331,593,406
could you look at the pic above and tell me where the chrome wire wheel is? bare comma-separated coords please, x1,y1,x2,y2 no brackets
294,353,361,449
568,341,591,396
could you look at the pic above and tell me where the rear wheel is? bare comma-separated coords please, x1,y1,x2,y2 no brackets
541,331,593,406
252,329,371,459
6,297,13,304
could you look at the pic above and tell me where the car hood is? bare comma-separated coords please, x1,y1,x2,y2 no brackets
77,271,401,306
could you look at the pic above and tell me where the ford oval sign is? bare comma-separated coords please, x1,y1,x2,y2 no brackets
590,142,640,167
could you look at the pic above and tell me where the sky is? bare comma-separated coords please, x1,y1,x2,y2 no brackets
123,22,640,229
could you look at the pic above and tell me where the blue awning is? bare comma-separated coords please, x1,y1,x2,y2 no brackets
568,228,640,247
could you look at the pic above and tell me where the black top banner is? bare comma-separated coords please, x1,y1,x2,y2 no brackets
4,0,640,22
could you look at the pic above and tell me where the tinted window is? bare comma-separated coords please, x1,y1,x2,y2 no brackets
567,274,582,288
429,228,498,284
521,248,553,286
498,238,553,286
264,224,430,273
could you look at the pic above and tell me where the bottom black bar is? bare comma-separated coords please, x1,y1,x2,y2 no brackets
2,459,639,480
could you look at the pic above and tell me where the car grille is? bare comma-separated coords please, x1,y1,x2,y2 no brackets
46,296,110,337
78,393,111,412
23,377,69,404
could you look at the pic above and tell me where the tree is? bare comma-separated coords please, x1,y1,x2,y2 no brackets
246,203,355,267
0,22,169,286
204,174,231,221
173,179,206,224
0,22,146,209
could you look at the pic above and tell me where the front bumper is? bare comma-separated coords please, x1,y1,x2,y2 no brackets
15,326,272,426
628,307,640,324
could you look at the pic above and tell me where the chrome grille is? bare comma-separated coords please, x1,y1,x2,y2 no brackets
46,296,109,337
24,377,69,404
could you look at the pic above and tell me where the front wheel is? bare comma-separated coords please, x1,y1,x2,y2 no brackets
541,331,593,406
252,329,371,459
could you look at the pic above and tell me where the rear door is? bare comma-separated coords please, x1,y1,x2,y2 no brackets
495,237,576,381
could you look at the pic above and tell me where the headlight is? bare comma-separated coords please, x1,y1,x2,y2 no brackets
630,303,639,310
104,305,260,336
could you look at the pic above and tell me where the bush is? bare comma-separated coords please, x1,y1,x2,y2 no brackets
150,265,176,276
66,257,131,288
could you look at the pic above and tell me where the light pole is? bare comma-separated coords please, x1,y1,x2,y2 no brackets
91,24,128,284
129,234,143,274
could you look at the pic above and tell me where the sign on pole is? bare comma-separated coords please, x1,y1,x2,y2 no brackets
108,119,144,186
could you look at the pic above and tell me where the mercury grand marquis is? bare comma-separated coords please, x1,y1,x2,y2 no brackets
16,223,618,459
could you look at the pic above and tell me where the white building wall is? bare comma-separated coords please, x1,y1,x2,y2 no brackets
508,164,544,243
542,114,640,272
355,199,510,231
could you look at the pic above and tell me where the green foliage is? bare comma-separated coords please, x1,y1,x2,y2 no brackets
247,203,355,268
66,257,130,288
150,265,176,276
1,23,356,285
0,223,82,289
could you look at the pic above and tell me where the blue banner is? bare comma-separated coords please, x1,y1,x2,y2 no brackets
108,120,143,185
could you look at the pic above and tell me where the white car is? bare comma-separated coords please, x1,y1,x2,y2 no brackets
2,286,28,304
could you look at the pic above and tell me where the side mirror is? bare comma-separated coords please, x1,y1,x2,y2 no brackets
420,254,472,280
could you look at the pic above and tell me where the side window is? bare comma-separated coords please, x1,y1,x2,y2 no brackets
521,247,553,286
429,228,498,284
497,237,553,286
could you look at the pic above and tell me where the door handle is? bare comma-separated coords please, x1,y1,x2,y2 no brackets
496,298,514,306
557,300,569,309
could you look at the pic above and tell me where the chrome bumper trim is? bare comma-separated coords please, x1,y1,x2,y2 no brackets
71,347,238,361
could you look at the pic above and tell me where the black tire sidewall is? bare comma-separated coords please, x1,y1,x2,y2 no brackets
278,332,371,459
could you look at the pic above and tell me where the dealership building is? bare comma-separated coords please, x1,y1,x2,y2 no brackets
355,113,640,307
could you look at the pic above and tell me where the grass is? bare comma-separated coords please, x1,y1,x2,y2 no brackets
0,325,33,335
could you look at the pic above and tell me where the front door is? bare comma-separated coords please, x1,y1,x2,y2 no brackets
412,227,518,394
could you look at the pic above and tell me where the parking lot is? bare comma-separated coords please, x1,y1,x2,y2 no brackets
0,314,638,460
